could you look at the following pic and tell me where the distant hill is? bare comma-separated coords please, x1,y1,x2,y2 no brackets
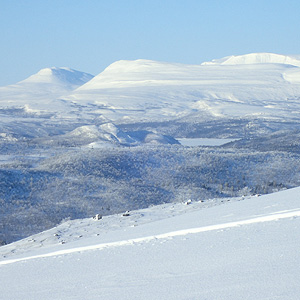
201,52,300,67
0,67,93,110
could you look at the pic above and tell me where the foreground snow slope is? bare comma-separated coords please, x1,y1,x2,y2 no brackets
1,187,300,299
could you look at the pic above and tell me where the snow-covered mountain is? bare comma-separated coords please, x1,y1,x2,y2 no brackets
0,67,93,111
1,53,300,131
64,53,300,123
201,52,300,67
1,187,299,299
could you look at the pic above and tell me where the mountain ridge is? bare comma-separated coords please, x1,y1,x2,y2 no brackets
1,52,300,130
64,53,300,123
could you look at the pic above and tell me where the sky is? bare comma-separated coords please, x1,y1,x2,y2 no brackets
0,0,300,86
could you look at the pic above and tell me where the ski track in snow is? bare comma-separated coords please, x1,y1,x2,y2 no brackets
1,208,299,266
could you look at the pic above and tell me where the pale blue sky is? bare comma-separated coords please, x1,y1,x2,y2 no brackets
1,0,300,86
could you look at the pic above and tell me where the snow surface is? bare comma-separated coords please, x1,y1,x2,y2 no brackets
1,187,300,299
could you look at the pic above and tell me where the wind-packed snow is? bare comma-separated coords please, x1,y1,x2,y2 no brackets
0,187,300,299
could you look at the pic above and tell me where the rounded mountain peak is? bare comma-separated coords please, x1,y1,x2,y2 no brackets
202,53,300,67
102,59,173,73
19,67,94,86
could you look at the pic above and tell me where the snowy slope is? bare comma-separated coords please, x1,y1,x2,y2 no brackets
1,187,300,299
64,53,300,122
